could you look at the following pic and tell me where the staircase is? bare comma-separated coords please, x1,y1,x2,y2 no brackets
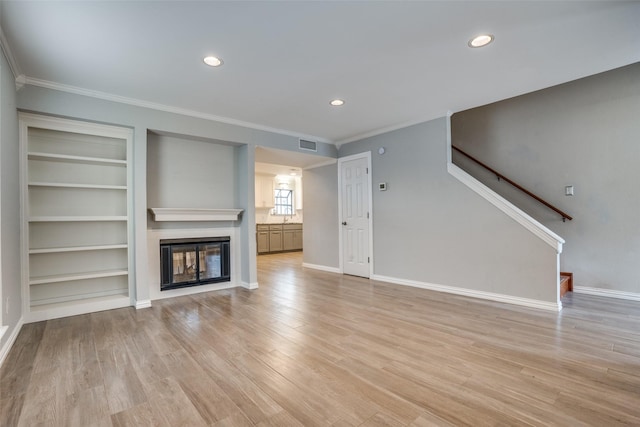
560,272,573,298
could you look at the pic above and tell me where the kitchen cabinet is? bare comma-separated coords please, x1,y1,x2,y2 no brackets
257,225,270,254
255,174,275,208
283,223,303,251
257,223,303,253
269,224,283,252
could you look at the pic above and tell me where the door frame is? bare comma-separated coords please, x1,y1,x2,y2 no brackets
337,152,373,278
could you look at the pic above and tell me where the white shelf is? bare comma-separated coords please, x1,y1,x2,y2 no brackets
30,291,129,308
29,244,128,254
28,182,127,190
149,208,244,222
30,269,128,286
28,151,126,166
29,216,127,222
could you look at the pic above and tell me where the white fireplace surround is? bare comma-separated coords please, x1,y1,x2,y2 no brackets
149,208,243,222
147,227,241,301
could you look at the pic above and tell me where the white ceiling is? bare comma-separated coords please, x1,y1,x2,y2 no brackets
2,1,639,145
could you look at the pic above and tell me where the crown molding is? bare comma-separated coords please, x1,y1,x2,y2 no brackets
0,24,23,84
20,76,333,145
335,113,446,148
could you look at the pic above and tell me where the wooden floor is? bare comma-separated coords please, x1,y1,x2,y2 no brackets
2,252,640,426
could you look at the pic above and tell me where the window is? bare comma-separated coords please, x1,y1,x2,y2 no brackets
273,189,294,215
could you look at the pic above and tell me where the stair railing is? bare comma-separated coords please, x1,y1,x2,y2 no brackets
452,145,573,222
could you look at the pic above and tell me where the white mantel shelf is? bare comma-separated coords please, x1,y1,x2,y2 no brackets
149,208,243,222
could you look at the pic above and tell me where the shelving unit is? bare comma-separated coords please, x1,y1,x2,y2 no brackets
20,113,134,321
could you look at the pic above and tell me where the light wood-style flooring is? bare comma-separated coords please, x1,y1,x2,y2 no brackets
2,252,640,426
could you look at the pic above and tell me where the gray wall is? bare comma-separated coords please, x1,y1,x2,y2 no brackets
452,62,640,294
146,132,239,229
302,162,339,269
339,117,559,303
1,46,21,351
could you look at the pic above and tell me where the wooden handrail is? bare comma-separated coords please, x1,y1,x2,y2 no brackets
452,145,572,222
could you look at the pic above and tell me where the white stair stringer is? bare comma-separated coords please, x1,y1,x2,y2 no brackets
447,163,564,254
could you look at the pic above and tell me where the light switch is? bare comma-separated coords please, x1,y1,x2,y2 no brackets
565,185,574,196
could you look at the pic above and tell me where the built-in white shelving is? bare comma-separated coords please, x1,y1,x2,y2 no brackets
27,152,127,166
20,113,134,321
28,216,128,222
28,182,128,190
29,269,129,286
29,244,129,254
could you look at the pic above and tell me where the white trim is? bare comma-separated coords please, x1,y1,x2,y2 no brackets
148,208,243,222
0,318,23,368
0,24,22,80
25,296,131,323
573,286,640,301
18,112,133,139
241,282,259,290
135,300,152,309
447,163,564,253
302,263,341,274
337,152,374,279
373,274,562,312
21,76,332,144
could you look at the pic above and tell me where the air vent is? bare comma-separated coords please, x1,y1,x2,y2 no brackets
299,139,317,152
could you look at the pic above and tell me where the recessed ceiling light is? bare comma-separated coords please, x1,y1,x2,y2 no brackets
203,56,223,67
330,99,345,106
468,34,494,48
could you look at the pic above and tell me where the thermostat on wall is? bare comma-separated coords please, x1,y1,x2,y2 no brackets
379,182,387,191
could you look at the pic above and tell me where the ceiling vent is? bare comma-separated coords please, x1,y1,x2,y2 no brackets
299,138,317,152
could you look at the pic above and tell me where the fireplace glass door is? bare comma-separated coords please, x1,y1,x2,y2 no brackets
160,237,230,291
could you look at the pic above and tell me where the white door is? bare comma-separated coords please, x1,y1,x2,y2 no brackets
340,155,370,278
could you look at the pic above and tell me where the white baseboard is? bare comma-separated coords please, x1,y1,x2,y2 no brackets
573,286,640,301
302,263,341,274
241,282,259,290
372,274,561,312
135,299,152,309
0,317,24,368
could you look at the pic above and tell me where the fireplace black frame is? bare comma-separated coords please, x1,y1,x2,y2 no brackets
160,236,230,291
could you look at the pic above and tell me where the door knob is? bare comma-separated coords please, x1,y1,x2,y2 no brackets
342,221,347,226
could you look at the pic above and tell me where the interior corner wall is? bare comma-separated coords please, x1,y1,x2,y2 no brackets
1,47,22,351
302,162,339,269
451,62,640,294
338,117,559,303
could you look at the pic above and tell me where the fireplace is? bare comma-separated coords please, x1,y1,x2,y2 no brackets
160,237,230,291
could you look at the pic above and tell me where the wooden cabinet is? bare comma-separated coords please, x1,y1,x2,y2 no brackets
283,223,303,251
20,113,133,321
257,223,302,254
269,225,283,252
255,174,275,208
256,225,270,254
